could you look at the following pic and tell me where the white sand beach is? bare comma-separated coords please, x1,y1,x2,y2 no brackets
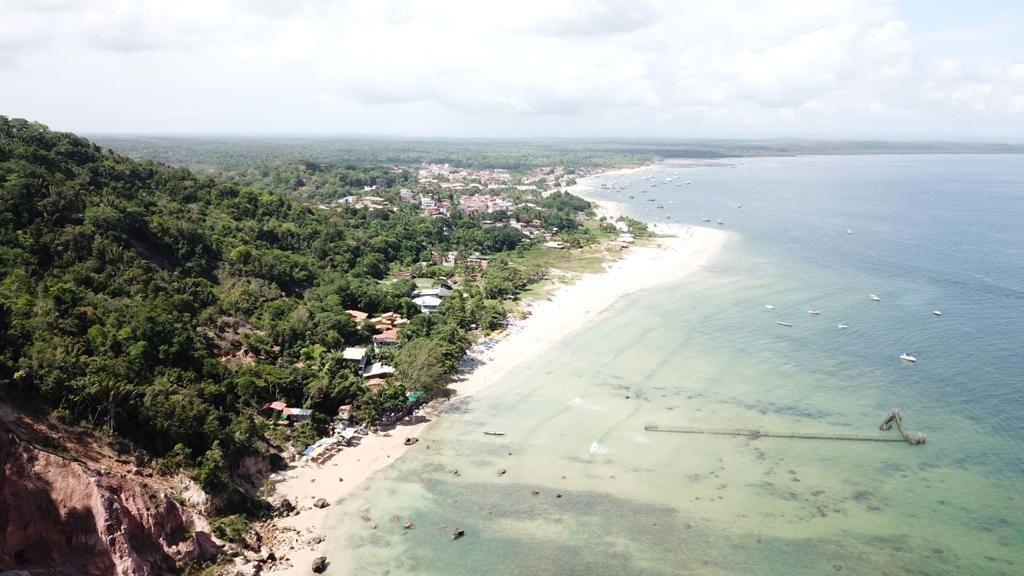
263,199,727,574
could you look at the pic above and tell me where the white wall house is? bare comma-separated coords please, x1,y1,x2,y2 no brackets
412,295,443,314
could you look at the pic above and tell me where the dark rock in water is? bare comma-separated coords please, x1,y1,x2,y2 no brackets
404,437,419,446
556,494,563,498
451,528,465,540
531,490,540,496
313,498,329,509
832,564,842,572
498,469,507,476
312,556,329,573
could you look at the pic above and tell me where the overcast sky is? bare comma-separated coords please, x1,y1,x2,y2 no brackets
2,0,1023,139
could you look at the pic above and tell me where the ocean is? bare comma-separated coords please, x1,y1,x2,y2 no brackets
321,155,1024,575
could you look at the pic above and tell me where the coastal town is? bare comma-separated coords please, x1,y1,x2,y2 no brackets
242,165,665,575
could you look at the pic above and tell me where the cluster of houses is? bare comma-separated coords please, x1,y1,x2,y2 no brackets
334,309,409,387
399,189,454,218
458,194,515,215
345,309,407,350
502,218,548,238
416,163,513,188
411,285,453,314
431,250,491,270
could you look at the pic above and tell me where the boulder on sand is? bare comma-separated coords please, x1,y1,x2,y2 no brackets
311,556,329,573
313,498,329,509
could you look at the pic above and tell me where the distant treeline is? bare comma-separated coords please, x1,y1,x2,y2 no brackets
92,135,1024,172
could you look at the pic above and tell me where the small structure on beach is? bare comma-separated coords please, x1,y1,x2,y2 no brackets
337,404,353,425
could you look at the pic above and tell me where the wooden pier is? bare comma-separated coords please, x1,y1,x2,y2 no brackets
645,409,926,445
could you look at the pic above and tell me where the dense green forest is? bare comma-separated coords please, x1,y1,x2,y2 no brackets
0,117,589,497
94,135,1024,175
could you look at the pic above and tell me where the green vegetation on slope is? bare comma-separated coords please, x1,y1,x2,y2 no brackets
0,117,592,499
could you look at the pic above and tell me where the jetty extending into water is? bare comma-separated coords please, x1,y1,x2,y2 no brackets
646,408,926,445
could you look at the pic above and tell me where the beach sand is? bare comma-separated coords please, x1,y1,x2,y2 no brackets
263,190,726,574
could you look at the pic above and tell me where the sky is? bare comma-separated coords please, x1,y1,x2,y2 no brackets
1,0,1023,139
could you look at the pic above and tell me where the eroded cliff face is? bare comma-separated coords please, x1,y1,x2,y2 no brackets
0,418,222,575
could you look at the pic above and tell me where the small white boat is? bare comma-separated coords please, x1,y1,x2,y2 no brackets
765,305,775,310
776,321,793,327
847,229,854,235
684,181,692,185
837,323,848,329
716,219,725,226
483,431,506,436
899,353,917,363
870,294,881,302
808,310,821,316
932,310,942,316
701,217,711,222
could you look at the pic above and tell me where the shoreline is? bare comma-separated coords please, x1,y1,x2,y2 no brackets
262,175,728,574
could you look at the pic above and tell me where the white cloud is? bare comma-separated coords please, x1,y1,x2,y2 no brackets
0,0,1021,138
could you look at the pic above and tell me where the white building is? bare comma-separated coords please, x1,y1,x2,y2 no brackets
362,362,396,379
412,295,443,314
342,346,368,371
413,286,453,299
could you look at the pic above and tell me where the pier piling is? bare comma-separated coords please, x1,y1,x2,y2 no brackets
645,409,926,445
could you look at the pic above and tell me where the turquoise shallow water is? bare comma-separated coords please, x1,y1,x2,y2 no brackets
323,155,1024,575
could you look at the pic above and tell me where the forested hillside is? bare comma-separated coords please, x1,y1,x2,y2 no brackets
0,117,554,495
